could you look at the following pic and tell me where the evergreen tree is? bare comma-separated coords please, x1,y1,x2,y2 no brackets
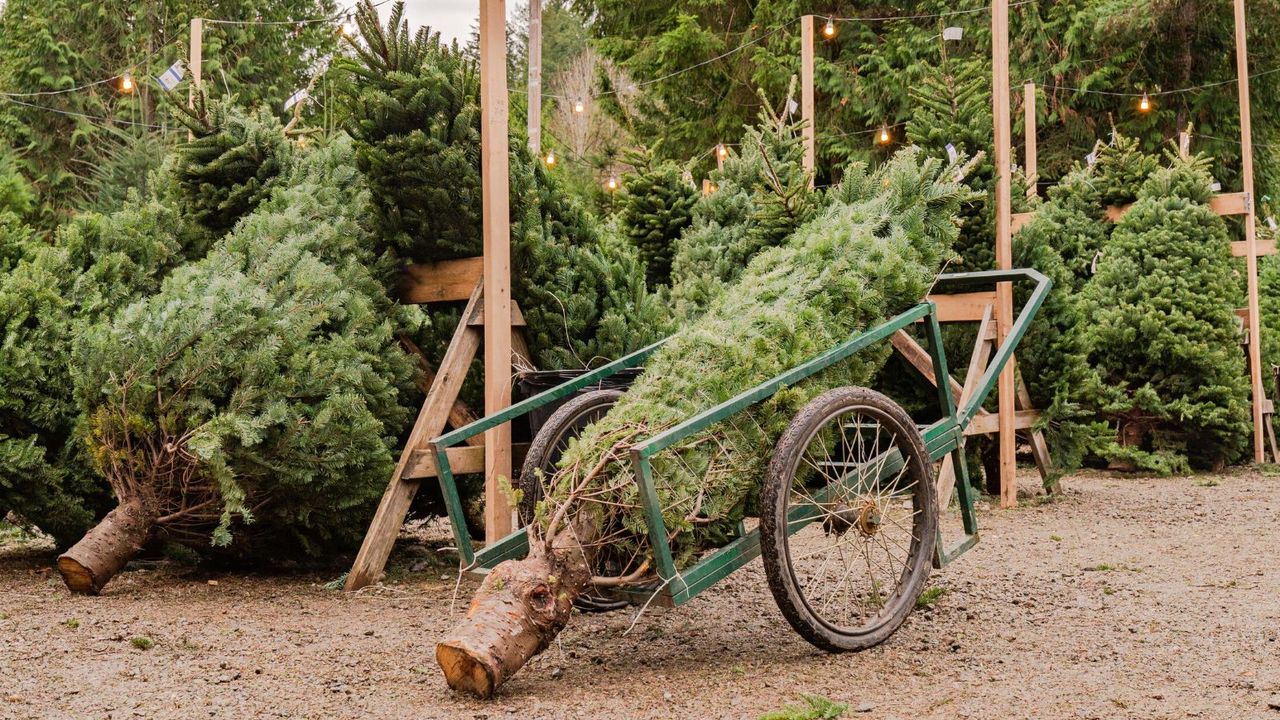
167,95,296,234
667,102,821,319
61,137,418,594
0,0,339,228
616,158,696,288
1079,156,1250,473
335,1,665,371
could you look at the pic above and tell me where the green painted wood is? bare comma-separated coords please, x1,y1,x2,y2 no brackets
636,303,933,460
434,338,667,450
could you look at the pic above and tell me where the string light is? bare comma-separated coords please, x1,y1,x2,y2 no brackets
717,143,728,159
606,175,619,192
823,18,837,38
1138,92,1151,113
573,98,585,113
340,15,356,36
544,150,557,167
119,73,134,94
877,124,892,145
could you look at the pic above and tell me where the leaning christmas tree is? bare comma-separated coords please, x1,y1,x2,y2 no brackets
436,148,978,696
58,137,418,594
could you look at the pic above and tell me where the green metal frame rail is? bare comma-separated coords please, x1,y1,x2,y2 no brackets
430,268,1051,605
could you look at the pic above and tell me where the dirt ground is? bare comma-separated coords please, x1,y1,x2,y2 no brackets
2,470,1278,720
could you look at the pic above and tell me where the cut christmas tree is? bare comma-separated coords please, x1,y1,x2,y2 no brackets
436,148,978,697
59,138,418,594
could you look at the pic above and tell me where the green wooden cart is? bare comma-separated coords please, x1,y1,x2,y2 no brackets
430,268,1050,651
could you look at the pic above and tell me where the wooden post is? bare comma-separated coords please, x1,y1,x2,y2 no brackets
480,0,514,541
188,17,202,107
800,15,816,185
1024,81,1037,199
527,0,542,156
1235,0,1267,464
188,17,202,141
992,0,1016,507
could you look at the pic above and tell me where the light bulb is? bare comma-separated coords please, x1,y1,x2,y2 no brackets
341,16,356,37
877,125,891,145
120,73,134,93
606,175,618,191
717,144,728,159
1138,92,1151,113
544,151,556,167
573,98,585,113
823,19,836,38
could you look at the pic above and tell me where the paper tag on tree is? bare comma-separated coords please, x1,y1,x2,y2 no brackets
156,61,185,92
945,143,958,163
943,27,963,41
284,88,310,111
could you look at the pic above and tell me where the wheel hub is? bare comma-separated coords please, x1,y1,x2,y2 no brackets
855,501,881,537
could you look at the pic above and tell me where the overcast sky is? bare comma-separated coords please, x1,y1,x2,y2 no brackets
383,0,524,45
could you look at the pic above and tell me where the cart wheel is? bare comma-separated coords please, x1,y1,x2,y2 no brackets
518,389,627,612
761,386,937,652
518,389,624,526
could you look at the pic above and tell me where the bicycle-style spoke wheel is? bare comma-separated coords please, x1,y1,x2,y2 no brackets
761,386,936,652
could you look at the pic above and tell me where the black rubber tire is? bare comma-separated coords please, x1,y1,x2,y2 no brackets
517,388,627,612
761,386,937,653
517,389,625,527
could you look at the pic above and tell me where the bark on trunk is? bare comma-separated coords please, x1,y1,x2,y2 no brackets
437,529,594,698
57,501,155,595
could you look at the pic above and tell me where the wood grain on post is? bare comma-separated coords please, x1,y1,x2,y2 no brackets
480,0,514,541
800,15,816,186
992,0,1017,508
1235,0,1267,464
1024,81,1037,199
527,0,542,156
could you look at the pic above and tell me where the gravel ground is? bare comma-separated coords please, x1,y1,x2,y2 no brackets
1,469,1278,720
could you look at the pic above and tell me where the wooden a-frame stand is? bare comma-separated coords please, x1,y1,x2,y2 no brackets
801,9,1051,506
345,260,531,591
891,297,1055,511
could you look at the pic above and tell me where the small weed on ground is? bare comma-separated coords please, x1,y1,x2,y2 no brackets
916,586,947,609
1195,479,1219,487
129,636,154,651
759,695,847,720
63,618,79,629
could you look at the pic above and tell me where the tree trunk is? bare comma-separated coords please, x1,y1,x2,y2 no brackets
437,528,594,698
56,500,155,595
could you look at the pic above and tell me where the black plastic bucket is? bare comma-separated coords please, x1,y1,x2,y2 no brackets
517,368,644,438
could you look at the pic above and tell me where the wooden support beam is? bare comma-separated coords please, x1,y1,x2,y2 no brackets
399,334,485,447
992,0,1017,508
801,15,816,185
397,257,485,304
1235,0,1267,463
1015,375,1055,491
891,331,965,401
1024,81,1037,199
923,291,999,323
345,283,484,591
1232,239,1277,257
527,0,542,156
935,305,995,513
964,409,1041,436
404,443,531,480
480,0,515,542
1011,211,1036,234
467,297,527,327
